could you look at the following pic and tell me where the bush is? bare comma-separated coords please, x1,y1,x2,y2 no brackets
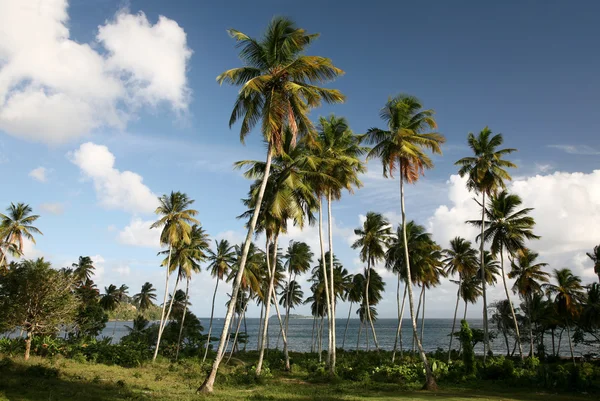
459,320,476,376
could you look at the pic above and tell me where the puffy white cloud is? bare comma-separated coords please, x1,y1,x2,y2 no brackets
39,202,64,215
29,166,48,182
117,217,161,248
70,142,158,213
0,0,191,144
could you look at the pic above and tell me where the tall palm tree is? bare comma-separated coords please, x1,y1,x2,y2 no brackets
459,273,483,321
150,191,199,362
72,256,95,285
490,299,517,356
545,268,585,364
342,274,362,349
443,237,479,362
352,212,391,351
509,248,549,356
202,239,236,363
469,190,538,360
100,284,121,336
162,224,210,360
314,115,365,371
587,245,600,283
283,241,313,350
455,127,516,362
200,17,345,393
0,203,42,267
133,282,157,313
362,94,444,390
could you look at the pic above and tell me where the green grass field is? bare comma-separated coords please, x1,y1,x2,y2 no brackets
0,356,593,401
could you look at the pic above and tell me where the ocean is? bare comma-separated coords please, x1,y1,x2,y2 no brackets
99,317,595,357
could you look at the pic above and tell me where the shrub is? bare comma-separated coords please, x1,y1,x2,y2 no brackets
459,320,476,376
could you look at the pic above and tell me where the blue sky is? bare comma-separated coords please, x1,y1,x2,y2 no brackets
1,0,599,318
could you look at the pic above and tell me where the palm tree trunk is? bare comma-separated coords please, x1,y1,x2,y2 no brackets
356,319,362,351
399,163,436,390
271,284,290,370
414,286,424,353
256,236,277,376
318,198,333,367
393,282,408,363
318,315,324,362
24,330,32,360
310,309,317,353
153,245,172,362
327,191,337,371
527,298,534,357
551,328,556,356
479,192,489,364
366,319,370,351
227,297,248,363
503,330,510,356
243,312,248,352
364,260,379,350
567,324,575,365
448,277,461,363
199,143,274,394
500,248,523,360
464,301,468,321
160,273,181,333
257,303,264,351
420,287,426,345
202,277,220,363
342,302,353,349
284,270,292,354
557,328,563,356
175,277,190,361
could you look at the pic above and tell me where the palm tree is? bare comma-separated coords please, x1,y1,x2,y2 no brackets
72,256,95,285
150,191,199,362
100,284,121,336
0,203,42,267
199,17,345,393
162,224,210,360
459,274,483,321
545,268,585,364
443,237,479,362
362,94,444,390
587,245,600,283
455,127,516,362
342,274,362,349
283,241,312,351
469,190,538,360
490,300,517,356
202,239,236,363
314,115,365,371
352,212,391,351
133,282,157,313
509,248,549,356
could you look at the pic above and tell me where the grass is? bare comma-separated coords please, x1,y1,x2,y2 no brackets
0,355,593,401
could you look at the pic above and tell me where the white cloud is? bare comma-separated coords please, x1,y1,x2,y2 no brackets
112,265,131,276
117,217,161,248
29,167,48,182
70,142,158,213
0,0,191,144
534,163,552,174
39,202,64,215
548,144,600,155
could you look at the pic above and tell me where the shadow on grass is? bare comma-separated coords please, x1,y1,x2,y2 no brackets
0,359,138,401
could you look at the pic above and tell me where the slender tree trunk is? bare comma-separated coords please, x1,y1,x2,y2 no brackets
318,315,324,362
551,328,556,356
420,288,426,345
202,277,220,363
311,309,317,353
112,319,118,337
271,284,290,371
567,324,575,365
557,328,563,356
366,319,370,351
318,198,333,367
326,191,337,372
399,163,437,390
448,277,461,363
175,277,191,361
364,261,379,350
479,192,489,363
393,282,408,362
257,303,264,351
500,248,523,360
504,330,510,356
464,302,468,321
227,297,248,363
199,144,274,394
342,302,353,349
24,330,32,360
220,313,235,360
356,319,362,351
153,246,172,362
256,236,277,376
284,270,292,354
414,286,424,353
160,273,181,333
528,299,534,357
459,302,468,355
243,312,248,352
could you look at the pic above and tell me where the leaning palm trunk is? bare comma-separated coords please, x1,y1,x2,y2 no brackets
175,277,191,361
199,144,273,393
310,308,317,352
567,324,575,365
271,285,291,370
479,192,489,363
400,163,437,390
364,260,379,350
356,319,363,351
227,298,248,363
413,286,424,353
255,236,278,376
448,277,461,363
500,248,523,360
160,274,181,334
257,304,264,351
318,198,333,367
392,282,408,363
327,192,337,371
153,245,172,362
342,302,353,349
318,315,324,361
202,277,220,363
420,288,426,345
